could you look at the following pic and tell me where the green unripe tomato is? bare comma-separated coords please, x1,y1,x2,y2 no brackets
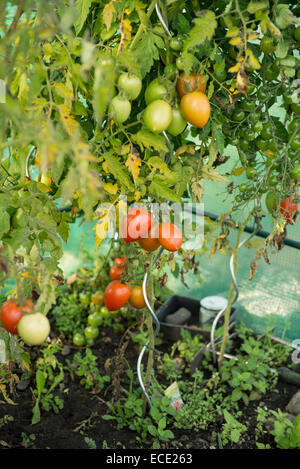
257,87,268,101
145,78,167,105
253,121,263,133
232,109,245,122
255,138,268,151
290,164,300,179
166,108,187,136
294,26,300,42
241,100,256,112
73,332,86,346
261,123,272,140
246,167,256,179
144,99,173,133
265,191,279,213
79,292,91,306
117,73,142,100
267,173,278,186
109,95,131,124
290,133,300,150
176,56,185,70
164,64,177,80
84,325,99,340
170,37,183,51
87,311,102,327
100,306,110,318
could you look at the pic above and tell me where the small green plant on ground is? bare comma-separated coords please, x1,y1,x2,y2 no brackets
32,340,65,425
103,381,177,448
256,407,300,449
219,409,247,447
52,285,90,339
174,370,237,431
66,348,110,392
0,414,14,428
170,329,205,370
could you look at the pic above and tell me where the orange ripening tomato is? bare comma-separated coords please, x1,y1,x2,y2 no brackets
180,91,211,128
138,225,160,252
158,223,183,252
129,286,147,309
176,73,206,98
115,256,126,268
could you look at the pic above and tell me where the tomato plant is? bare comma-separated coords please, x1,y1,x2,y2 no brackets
109,265,125,280
145,79,168,105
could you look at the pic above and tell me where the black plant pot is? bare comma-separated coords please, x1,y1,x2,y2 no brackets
156,295,238,342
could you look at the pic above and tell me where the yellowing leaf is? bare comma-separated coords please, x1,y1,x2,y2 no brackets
103,182,119,194
231,167,245,176
228,62,241,73
245,48,261,70
118,18,132,54
57,104,78,136
103,1,116,31
94,205,116,247
125,149,141,185
229,36,242,46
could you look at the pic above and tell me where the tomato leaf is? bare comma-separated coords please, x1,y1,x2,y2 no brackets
103,152,134,191
183,11,217,52
74,0,92,35
149,178,181,203
132,130,168,152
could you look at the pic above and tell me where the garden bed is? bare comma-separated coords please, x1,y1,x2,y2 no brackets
1,313,299,450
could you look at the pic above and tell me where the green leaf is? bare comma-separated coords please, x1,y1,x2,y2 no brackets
133,32,161,78
0,211,10,238
183,11,217,52
275,38,288,59
247,1,269,14
132,130,168,152
36,369,46,397
274,4,298,29
175,13,190,35
103,153,134,191
74,0,92,35
231,429,241,443
149,178,181,203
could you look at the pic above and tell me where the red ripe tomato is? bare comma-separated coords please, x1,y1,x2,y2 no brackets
129,286,146,309
109,265,124,280
104,280,131,311
122,207,152,243
280,196,298,223
176,73,206,98
158,223,183,252
0,299,33,334
0,300,21,334
115,256,126,268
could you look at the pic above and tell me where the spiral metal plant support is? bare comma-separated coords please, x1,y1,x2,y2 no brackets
25,146,36,179
209,212,263,364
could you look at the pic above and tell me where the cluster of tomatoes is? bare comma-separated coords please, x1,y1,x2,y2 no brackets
105,46,211,136
0,299,50,346
103,207,183,314
142,70,211,135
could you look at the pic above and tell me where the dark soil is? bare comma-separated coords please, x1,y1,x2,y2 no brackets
0,321,299,450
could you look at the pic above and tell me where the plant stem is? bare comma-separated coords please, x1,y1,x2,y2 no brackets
129,0,157,50
217,214,251,369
